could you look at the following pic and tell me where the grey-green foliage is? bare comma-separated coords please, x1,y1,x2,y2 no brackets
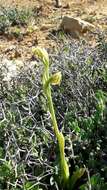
0,62,53,190
0,33,107,190
0,13,10,33
0,7,33,33
5,8,32,25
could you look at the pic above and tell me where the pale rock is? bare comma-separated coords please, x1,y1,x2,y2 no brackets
0,59,24,82
60,16,95,38
14,60,24,69
1,59,17,82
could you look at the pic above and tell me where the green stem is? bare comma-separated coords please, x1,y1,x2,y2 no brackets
46,84,69,183
35,48,70,184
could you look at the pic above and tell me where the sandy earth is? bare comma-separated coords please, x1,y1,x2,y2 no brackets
0,0,107,60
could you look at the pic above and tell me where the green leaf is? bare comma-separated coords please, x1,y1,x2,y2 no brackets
69,168,85,190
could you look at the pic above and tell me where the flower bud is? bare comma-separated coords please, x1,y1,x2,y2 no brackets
32,47,49,66
50,72,62,85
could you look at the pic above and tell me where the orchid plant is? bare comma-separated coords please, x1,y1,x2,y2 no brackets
32,47,85,189
32,47,69,185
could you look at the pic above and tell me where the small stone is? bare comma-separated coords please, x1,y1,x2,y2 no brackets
60,16,95,38
40,24,52,31
55,0,62,8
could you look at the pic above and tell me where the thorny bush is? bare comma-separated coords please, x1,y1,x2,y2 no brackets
0,33,107,190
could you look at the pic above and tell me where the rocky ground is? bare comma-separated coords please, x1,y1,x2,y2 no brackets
0,0,107,61
0,1,107,190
